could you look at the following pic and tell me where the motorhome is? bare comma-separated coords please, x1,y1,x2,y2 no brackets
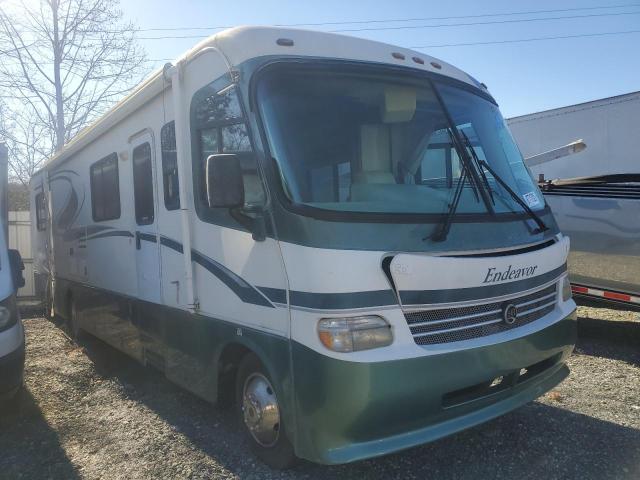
30,27,577,467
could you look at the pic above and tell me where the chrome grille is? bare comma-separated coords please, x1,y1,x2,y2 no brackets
405,284,557,346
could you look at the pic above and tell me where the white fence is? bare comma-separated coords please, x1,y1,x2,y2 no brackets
8,211,35,298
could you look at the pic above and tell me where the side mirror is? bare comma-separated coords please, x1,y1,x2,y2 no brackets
206,154,244,208
8,249,25,291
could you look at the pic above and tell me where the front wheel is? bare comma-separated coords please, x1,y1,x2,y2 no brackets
235,353,296,469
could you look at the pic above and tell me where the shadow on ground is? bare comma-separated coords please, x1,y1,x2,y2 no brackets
576,315,640,367
0,388,80,479
70,327,640,480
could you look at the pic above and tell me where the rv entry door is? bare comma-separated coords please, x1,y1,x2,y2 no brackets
130,130,162,304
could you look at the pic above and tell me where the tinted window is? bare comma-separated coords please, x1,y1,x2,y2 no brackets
35,192,47,231
161,122,180,210
90,153,121,221
190,81,265,220
258,66,545,215
193,84,243,124
221,124,251,152
132,142,154,225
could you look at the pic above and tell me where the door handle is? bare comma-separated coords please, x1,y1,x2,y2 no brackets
135,231,141,250
69,247,74,256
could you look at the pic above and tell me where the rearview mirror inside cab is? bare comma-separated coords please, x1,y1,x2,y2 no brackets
206,154,245,208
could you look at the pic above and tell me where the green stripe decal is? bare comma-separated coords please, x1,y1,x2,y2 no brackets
289,289,397,310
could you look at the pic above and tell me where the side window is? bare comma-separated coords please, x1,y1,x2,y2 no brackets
132,142,154,225
35,192,48,231
161,121,180,210
190,78,265,224
418,129,462,188
308,161,352,202
90,153,121,222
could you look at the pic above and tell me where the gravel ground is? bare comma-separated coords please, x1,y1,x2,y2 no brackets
0,305,638,480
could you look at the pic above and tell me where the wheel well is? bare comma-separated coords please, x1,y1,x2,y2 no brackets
216,343,252,408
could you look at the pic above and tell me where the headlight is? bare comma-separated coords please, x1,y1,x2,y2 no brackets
0,295,18,332
561,276,572,302
318,315,393,352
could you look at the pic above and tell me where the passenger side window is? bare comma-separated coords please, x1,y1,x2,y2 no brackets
190,79,265,224
132,142,155,225
161,121,180,211
418,129,462,188
35,192,47,231
90,153,121,222
309,161,352,202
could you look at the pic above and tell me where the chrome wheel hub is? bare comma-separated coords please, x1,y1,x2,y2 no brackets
242,373,280,447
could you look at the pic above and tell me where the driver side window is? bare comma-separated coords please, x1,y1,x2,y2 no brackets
190,77,265,225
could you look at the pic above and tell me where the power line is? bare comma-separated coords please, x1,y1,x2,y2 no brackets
411,29,640,48
3,30,640,70
130,10,640,40
332,11,640,33
24,2,637,36
2,25,639,70
90,2,640,32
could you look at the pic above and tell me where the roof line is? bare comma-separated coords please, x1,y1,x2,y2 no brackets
508,89,640,121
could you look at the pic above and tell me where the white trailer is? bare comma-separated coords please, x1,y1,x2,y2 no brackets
508,91,640,180
30,26,577,467
508,92,640,308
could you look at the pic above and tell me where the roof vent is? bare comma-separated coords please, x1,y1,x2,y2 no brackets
391,52,406,60
276,38,294,47
412,56,425,65
430,61,442,69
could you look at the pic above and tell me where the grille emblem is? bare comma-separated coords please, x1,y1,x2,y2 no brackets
502,303,518,325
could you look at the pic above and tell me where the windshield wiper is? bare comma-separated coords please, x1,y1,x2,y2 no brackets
473,157,549,234
460,130,494,206
448,129,480,202
426,129,482,242
427,163,470,242
430,82,495,216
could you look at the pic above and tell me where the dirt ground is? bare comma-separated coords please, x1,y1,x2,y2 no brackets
0,304,639,480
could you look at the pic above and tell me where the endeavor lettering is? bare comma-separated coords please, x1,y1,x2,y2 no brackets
483,265,538,283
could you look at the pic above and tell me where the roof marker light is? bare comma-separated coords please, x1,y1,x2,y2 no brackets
392,52,405,60
430,61,442,69
276,38,294,47
412,56,425,65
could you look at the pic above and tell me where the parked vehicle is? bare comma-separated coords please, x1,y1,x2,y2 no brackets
30,27,577,467
509,92,640,309
540,175,640,309
0,143,26,400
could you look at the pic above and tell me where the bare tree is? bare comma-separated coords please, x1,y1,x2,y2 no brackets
0,0,147,183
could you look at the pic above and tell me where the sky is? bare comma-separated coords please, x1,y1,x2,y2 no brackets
117,0,640,118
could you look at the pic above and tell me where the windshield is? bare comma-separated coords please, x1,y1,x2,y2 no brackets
257,65,545,216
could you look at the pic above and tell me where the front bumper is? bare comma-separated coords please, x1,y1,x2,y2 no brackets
291,309,577,464
0,332,25,398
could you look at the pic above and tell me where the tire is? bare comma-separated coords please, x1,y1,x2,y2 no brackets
235,353,296,469
67,297,81,341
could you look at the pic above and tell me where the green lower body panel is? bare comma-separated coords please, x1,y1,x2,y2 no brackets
291,310,577,464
